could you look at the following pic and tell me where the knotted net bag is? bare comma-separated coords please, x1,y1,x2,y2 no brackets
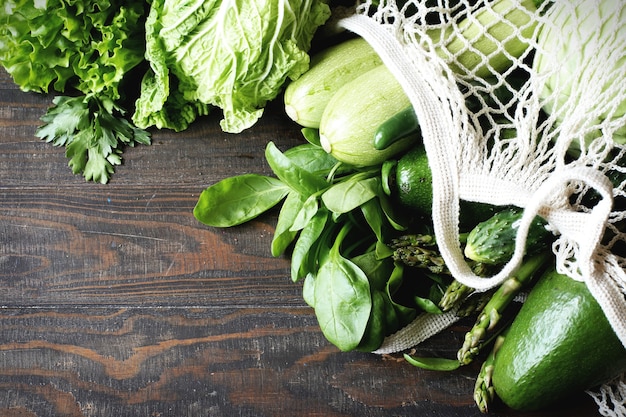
336,0,626,414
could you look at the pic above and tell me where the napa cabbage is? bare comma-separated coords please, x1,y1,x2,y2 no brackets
133,0,332,133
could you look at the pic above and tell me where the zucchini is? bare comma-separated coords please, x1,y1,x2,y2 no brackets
319,64,416,166
372,0,544,151
284,37,384,128
439,0,542,79
464,207,552,265
375,74,528,150
488,269,626,411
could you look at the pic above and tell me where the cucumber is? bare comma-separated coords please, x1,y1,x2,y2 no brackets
464,207,552,265
394,145,432,215
490,269,626,411
284,37,384,129
319,64,417,166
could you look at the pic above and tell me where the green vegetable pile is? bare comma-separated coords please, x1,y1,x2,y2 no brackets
3,0,626,414
0,0,331,183
193,0,626,413
133,0,331,133
195,137,421,352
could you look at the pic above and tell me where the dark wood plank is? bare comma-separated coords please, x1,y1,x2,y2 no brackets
0,308,599,417
0,69,304,307
0,184,301,307
0,69,603,416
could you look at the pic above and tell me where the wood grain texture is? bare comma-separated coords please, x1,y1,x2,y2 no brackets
0,69,602,416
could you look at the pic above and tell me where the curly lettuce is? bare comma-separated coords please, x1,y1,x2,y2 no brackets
0,0,147,99
133,0,331,133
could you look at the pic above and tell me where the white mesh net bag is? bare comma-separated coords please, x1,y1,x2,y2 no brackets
335,0,626,414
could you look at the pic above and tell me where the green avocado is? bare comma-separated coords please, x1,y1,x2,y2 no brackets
491,268,626,411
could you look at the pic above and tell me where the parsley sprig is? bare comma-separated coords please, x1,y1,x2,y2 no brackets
36,95,151,184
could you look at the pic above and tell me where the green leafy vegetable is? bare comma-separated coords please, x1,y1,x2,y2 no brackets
194,139,422,352
314,224,372,351
403,354,462,371
0,0,146,97
193,174,289,227
1,0,331,182
133,0,332,133
0,0,150,183
36,95,150,184
533,0,626,148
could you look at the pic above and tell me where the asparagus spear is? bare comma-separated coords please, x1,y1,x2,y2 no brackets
389,233,496,314
438,261,496,312
474,331,507,413
391,238,448,274
457,252,550,365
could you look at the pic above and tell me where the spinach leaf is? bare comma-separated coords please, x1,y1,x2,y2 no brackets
321,175,380,214
414,295,443,314
194,174,289,227
314,224,372,352
356,290,387,352
291,209,328,282
265,141,328,195
351,250,394,292
271,191,305,257
381,160,396,196
376,240,395,259
302,272,316,307
284,143,341,175
403,354,461,371
387,263,418,324
361,198,386,242
379,193,408,231
290,194,321,232
301,127,321,146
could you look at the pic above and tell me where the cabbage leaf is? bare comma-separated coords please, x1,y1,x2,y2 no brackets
133,0,331,133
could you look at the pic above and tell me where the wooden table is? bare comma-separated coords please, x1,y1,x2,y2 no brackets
0,69,600,417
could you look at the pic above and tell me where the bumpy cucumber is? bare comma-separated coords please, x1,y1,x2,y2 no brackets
464,207,552,265
490,269,626,411
284,37,384,129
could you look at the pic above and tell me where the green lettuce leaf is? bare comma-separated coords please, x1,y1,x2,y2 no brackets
0,0,147,99
133,0,331,133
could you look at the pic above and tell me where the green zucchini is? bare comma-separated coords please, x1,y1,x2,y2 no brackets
372,0,544,151
439,0,543,79
374,74,528,150
284,37,384,128
464,207,552,265
319,64,416,166
489,269,626,411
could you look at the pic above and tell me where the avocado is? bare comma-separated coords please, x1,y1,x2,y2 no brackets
491,269,626,411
